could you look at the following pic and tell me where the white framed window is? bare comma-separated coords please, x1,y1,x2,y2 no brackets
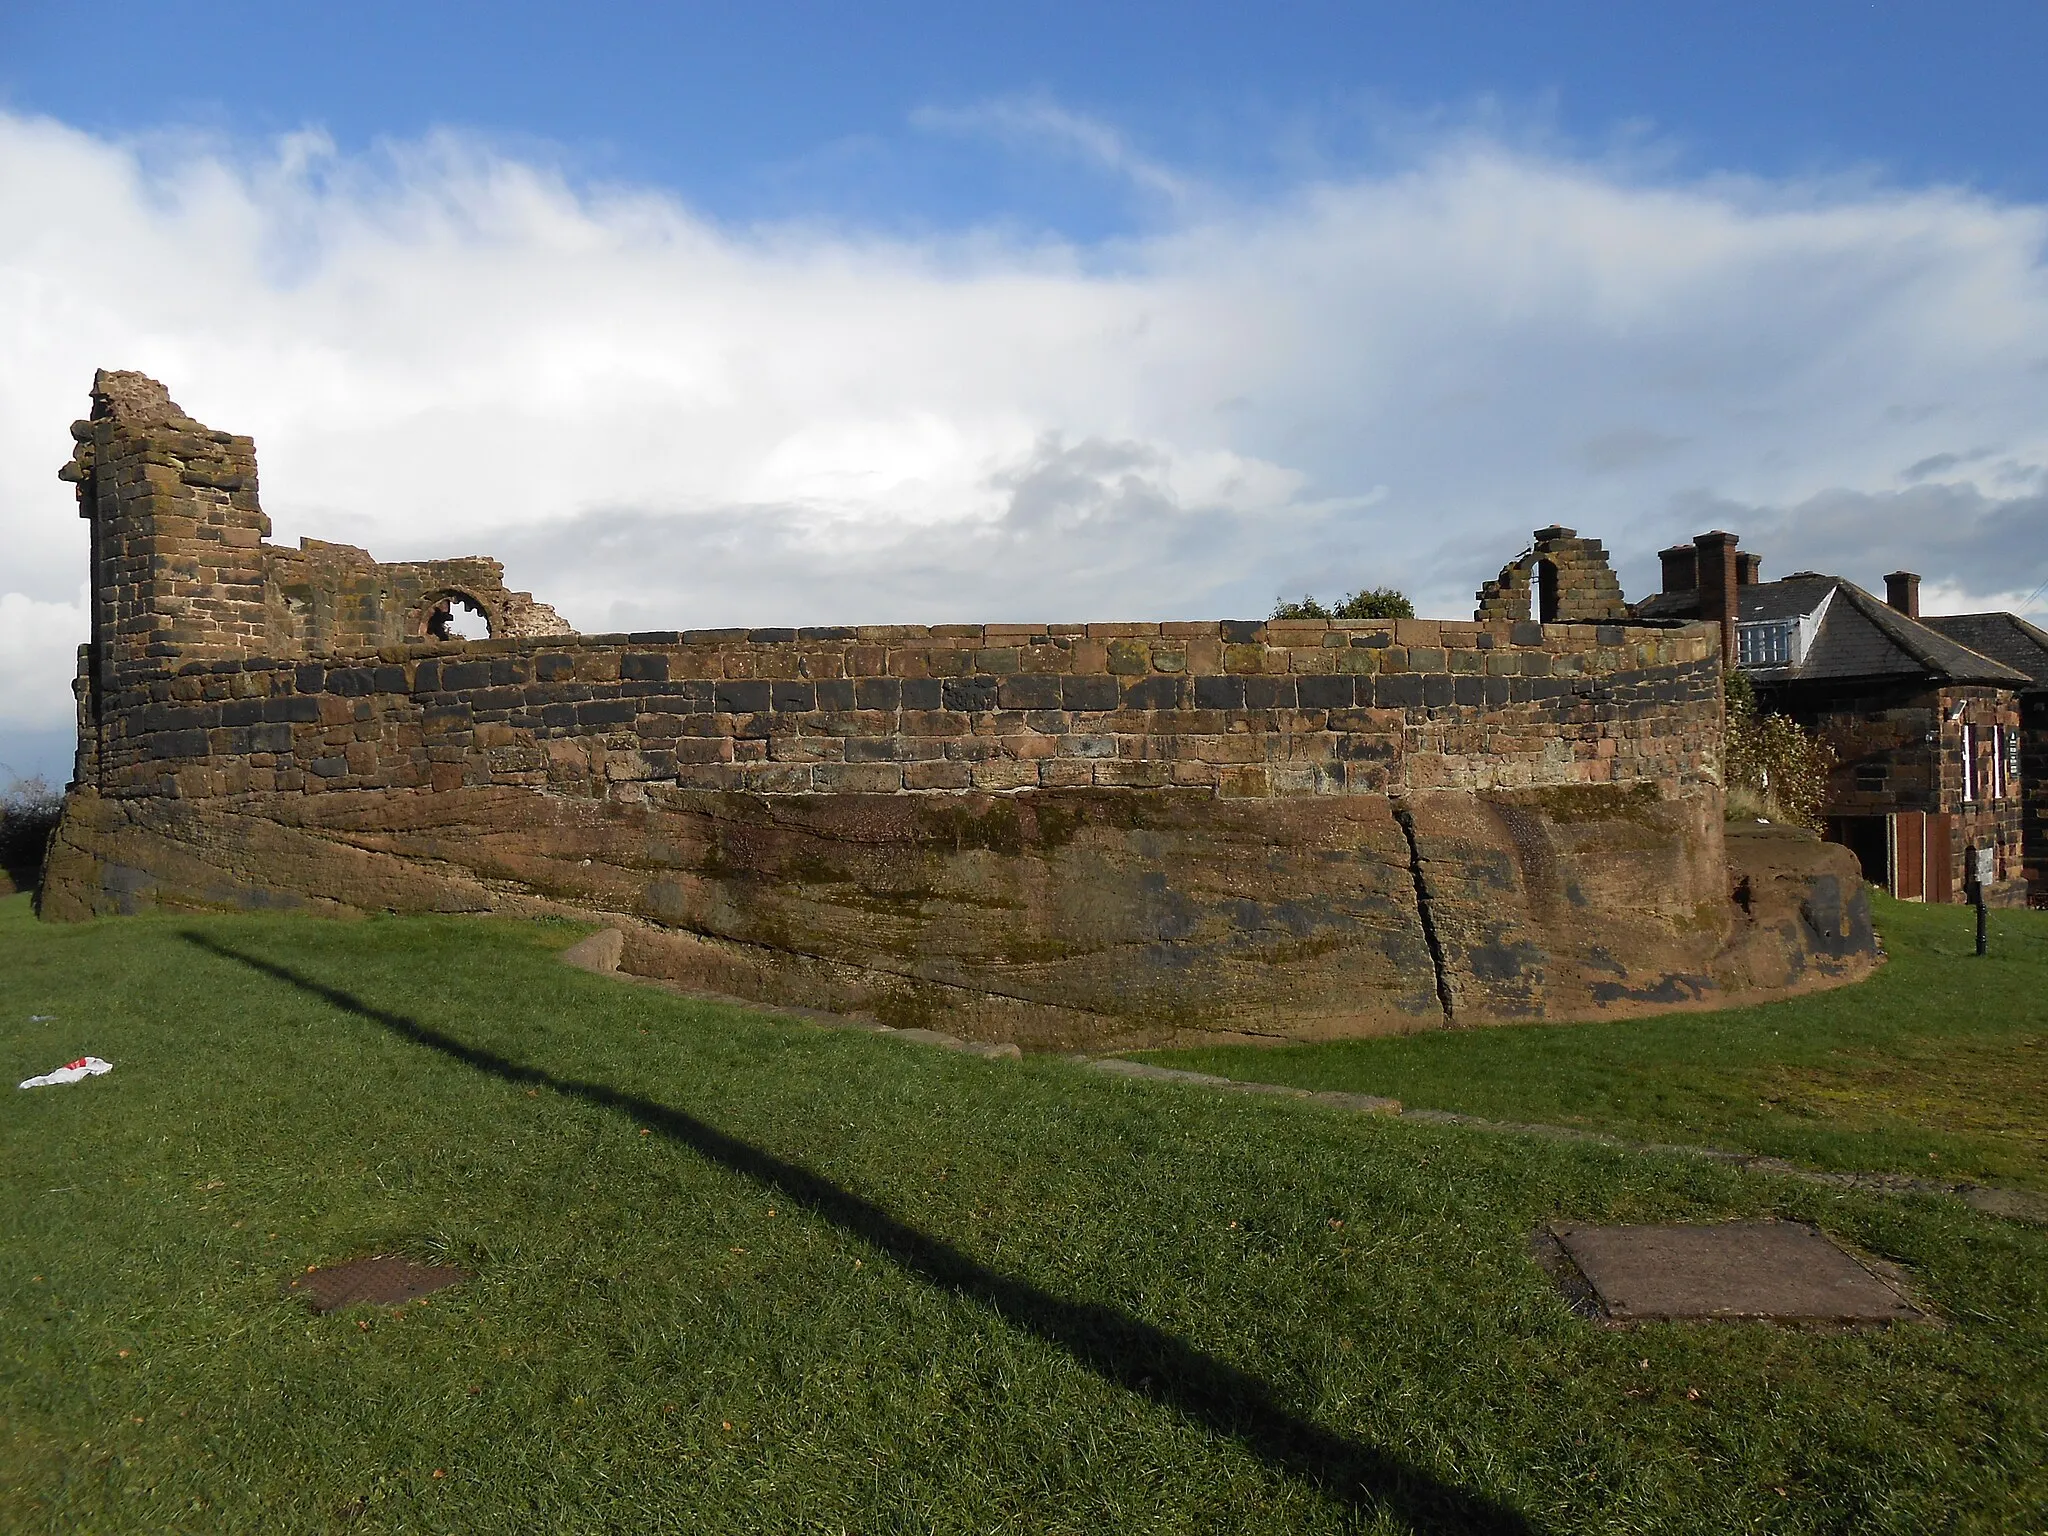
1961,723,1977,803
1736,620,1793,666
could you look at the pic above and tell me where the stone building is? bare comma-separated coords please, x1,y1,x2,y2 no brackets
1915,612,2048,904
1636,531,2032,906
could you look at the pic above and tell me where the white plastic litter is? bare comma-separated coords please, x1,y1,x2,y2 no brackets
18,1056,113,1089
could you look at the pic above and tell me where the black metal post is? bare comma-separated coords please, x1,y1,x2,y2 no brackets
1976,888,1988,957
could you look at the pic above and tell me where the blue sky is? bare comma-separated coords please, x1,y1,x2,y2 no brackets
10,2,2048,231
3,3,2048,788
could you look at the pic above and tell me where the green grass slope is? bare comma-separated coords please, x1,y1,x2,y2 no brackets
2,894,2043,1533
1142,894,2048,1195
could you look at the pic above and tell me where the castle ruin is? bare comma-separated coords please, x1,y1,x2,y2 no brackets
39,372,1873,1046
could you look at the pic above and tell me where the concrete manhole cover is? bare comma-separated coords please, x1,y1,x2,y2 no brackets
1542,1220,1922,1324
288,1255,469,1313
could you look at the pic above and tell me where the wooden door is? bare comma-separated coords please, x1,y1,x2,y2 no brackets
1891,811,1925,900
1928,813,1955,904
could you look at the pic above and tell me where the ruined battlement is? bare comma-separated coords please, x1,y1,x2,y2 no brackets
43,374,1873,1046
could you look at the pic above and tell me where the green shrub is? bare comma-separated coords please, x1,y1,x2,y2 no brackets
1270,586,1414,621
0,775,63,880
1723,670,1833,829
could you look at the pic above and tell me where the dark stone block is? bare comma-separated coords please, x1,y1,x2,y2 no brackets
902,678,944,710
149,728,211,759
1193,675,1245,709
772,681,816,712
1123,675,1186,710
1219,619,1263,643
535,653,576,682
1453,676,1484,707
1243,676,1297,710
814,679,856,711
142,704,210,733
1512,621,1545,646
1296,675,1354,709
1483,678,1511,708
1373,674,1424,708
622,653,670,682
250,722,295,753
1062,675,1119,711
1596,625,1626,646
1356,631,1392,649
578,699,637,726
799,626,857,641
944,676,1001,712
373,666,409,694
747,628,797,644
491,660,519,686
440,662,492,690
219,698,265,728
855,678,901,709
714,680,772,714
267,696,322,723
295,664,326,694
309,755,348,778
999,675,1064,710
846,737,907,763
326,667,375,697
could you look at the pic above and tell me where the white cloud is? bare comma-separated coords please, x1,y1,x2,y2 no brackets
3,108,2048,747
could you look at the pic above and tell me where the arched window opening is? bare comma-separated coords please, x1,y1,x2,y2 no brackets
1534,559,1560,624
426,593,492,642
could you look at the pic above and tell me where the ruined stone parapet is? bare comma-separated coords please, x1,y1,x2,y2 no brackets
1477,525,1630,624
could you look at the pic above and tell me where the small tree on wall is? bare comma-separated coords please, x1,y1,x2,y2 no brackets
1722,669,1834,830
1271,587,1415,621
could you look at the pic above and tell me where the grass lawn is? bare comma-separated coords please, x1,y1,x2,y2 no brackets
2,891,2043,1533
1141,894,2048,1198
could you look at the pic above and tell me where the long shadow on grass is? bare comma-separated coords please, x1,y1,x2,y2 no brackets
185,933,1533,1535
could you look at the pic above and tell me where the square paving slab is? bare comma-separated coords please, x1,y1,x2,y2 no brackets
288,1255,468,1313
1549,1220,1920,1324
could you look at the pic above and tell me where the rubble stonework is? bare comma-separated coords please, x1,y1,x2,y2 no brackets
41,374,1876,1046
1475,526,1630,625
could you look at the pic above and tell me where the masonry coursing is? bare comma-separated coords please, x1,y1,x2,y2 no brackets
42,371,1871,1045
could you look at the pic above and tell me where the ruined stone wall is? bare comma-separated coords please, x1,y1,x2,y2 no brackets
1475,526,1630,624
73,618,1723,804
44,373,1876,1045
57,371,570,681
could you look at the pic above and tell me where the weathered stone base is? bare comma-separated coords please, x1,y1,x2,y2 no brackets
43,781,1873,1049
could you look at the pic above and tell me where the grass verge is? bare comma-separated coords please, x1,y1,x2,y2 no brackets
2,893,2043,1532
1140,894,2048,1195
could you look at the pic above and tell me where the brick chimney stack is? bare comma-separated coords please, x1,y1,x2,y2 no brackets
1693,531,1741,664
1885,571,1920,619
1657,543,1698,596
1737,552,1761,585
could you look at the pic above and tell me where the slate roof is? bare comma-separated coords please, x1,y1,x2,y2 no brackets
1634,575,2030,686
1919,612,2048,687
